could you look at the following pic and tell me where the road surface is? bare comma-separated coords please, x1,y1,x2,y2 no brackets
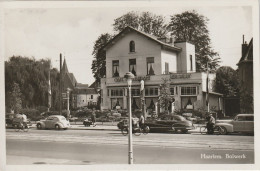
6,128,254,164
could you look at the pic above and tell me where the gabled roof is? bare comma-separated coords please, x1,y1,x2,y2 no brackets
101,26,182,52
238,38,253,65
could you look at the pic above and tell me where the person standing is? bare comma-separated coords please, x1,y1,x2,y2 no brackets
91,109,96,127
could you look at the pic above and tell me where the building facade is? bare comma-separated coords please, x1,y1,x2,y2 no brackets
100,26,223,113
237,36,253,113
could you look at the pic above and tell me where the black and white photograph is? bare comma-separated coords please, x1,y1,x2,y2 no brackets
0,0,259,170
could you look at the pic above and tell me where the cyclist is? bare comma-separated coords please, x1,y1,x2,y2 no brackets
139,114,145,130
206,113,215,134
19,114,27,129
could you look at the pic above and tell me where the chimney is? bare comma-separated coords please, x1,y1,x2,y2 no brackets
169,34,175,45
242,35,248,57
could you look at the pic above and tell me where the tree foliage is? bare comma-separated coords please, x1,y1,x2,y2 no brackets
158,78,174,111
91,33,113,83
113,11,169,37
5,56,61,111
169,10,220,72
214,66,240,97
8,82,22,113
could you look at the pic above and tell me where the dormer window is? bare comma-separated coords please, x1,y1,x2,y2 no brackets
129,41,135,52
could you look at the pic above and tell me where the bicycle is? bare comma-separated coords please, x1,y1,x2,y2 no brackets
121,125,150,136
199,125,226,135
14,123,29,132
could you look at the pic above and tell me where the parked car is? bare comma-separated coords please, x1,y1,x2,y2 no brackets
36,115,70,130
215,114,254,135
144,115,195,133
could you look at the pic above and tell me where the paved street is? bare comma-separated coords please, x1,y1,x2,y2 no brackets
6,127,254,164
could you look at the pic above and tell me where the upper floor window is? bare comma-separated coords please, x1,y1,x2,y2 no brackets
131,88,140,96
147,57,155,75
112,60,119,77
111,89,124,96
190,55,193,71
129,59,136,76
91,95,93,99
129,41,135,52
165,62,169,74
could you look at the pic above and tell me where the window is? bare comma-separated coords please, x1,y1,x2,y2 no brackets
129,41,135,52
190,55,193,71
111,89,124,96
107,89,109,97
147,57,155,75
91,95,93,99
112,60,119,77
129,59,136,76
145,87,158,96
131,89,140,96
170,88,174,95
181,87,197,95
165,62,169,74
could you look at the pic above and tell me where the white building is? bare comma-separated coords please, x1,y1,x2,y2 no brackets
73,87,99,108
100,26,223,113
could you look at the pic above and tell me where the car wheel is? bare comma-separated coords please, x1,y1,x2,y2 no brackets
175,129,182,134
143,126,150,135
55,124,60,130
182,129,188,134
37,124,42,130
219,126,227,135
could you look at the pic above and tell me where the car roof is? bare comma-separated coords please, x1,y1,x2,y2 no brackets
48,115,65,118
237,114,254,116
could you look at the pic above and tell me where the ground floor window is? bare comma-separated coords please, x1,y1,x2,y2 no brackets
111,98,123,109
181,96,197,109
111,89,124,96
145,87,158,96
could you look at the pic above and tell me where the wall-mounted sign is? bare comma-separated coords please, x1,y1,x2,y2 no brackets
170,73,191,79
114,76,150,82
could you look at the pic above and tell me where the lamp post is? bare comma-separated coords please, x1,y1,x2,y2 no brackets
124,72,135,164
66,88,71,119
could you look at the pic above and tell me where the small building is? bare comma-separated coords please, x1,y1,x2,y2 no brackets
73,83,99,108
100,26,223,114
237,36,253,113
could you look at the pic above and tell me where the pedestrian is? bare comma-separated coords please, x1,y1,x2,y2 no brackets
206,113,215,134
91,109,96,127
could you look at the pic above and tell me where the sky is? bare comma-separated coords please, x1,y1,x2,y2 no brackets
3,2,253,85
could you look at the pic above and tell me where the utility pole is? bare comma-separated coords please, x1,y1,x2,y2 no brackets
59,53,62,115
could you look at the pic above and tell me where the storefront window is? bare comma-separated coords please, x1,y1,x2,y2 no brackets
112,60,119,77
145,87,158,96
131,89,140,96
111,89,123,96
170,87,174,95
181,87,196,95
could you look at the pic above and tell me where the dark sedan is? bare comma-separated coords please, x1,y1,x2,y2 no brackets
144,115,195,133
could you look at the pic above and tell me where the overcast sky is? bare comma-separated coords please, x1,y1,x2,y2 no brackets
3,2,253,85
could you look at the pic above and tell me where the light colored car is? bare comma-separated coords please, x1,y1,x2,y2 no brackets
216,114,254,134
36,115,71,130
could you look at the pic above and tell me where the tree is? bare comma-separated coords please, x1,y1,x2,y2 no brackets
8,82,22,113
91,33,113,83
214,66,240,97
113,11,169,37
158,78,174,112
169,10,220,72
5,56,61,111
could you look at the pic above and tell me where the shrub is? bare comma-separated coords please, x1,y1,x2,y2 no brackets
20,108,41,121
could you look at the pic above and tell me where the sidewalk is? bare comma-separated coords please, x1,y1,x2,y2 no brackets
30,122,202,133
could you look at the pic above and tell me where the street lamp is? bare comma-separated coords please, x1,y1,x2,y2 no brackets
124,72,135,164
66,88,71,119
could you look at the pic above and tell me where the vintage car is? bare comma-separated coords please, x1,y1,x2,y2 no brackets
144,115,195,133
216,114,254,134
36,115,70,130
5,113,32,128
